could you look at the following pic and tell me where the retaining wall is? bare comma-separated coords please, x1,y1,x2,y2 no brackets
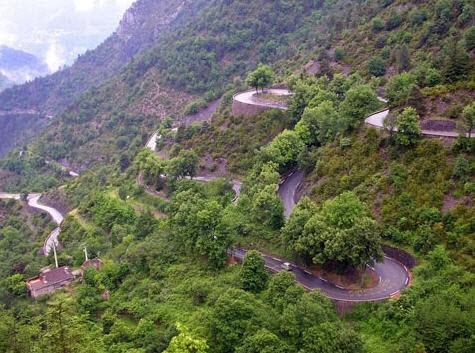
231,98,274,117
382,245,417,269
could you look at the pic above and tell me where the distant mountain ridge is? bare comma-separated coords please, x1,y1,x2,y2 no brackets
0,46,48,91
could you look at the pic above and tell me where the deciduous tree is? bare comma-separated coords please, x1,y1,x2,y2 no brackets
296,192,382,270
164,323,208,353
395,107,421,147
236,329,288,353
167,149,199,180
246,64,275,93
240,250,268,293
340,85,380,129
385,73,416,107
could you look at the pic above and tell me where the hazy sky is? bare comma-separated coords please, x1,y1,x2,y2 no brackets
0,0,135,72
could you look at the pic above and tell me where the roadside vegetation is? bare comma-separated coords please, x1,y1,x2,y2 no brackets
0,0,474,353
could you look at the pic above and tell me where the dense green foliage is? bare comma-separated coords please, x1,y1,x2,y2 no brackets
0,0,474,353
240,250,268,293
285,192,383,269
246,65,274,93
0,200,53,303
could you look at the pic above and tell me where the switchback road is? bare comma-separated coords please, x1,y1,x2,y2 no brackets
0,193,64,255
232,248,409,302
364,107,474,138
141,90,411,302
233,89,291,110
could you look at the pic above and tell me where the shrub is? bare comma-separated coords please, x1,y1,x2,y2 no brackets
367,56,386,77
184,99,207,115
464,182,475,194
372,18,384,32
394,107,421,147
452,157,472,181
465,26,475,51
409,8,428,26
335,47,345,61
459,3,475,25
385,12,403,30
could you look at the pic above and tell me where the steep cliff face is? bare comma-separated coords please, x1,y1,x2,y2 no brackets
116,0,188,43
0,0,197,156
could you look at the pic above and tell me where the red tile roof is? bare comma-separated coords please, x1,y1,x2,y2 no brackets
27,267,74,291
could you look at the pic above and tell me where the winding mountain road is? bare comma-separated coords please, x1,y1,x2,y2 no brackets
140,91,411,302
233,88,291,110
0,192,64,255
278,170,305,219
364,107,474,138
0,88,414,302
232,248,409,302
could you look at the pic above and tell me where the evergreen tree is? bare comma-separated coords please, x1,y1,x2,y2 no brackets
443,41,470,83
460,102,475,138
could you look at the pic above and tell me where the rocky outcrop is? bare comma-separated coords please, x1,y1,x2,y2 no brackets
117,0,188,43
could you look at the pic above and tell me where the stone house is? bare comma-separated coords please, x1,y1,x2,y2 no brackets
26,266,74,299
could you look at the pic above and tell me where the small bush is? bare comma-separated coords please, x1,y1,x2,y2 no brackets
465,26,475,51
335,47,345,61
372,18,384,32
367,57,386,77
464,182,475,194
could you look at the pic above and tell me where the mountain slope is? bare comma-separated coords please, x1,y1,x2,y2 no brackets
0,0,198,114
0,0,205,158
0,2,473,353
11,0,355,167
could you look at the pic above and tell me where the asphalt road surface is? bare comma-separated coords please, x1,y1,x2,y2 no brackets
232,248,409,302
233,89,291,110
0,192,63,255
364,105,474,138
278,170,305,219
28,194,63,255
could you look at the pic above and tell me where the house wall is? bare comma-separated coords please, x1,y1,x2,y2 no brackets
30,279,73,298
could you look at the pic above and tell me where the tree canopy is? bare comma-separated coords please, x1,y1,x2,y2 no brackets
289,192,382,269
246,65,275,93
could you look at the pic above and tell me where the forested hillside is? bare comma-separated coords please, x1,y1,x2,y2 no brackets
0,1,474,353
0,0,203,157
0,0,198,114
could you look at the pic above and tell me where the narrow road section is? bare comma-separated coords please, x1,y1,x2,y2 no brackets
233,89,291,110
364,106,474,138
278,170,305,219
232,248,409,302
0,192,64,255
